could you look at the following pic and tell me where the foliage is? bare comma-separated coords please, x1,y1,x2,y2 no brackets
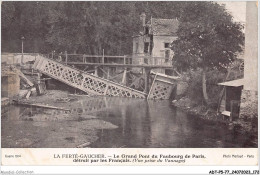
2,1,183,54
171,1,245,72
170,2,245,105
185,69,226,108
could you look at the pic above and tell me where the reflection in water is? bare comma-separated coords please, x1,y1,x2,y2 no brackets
143,102,151,146
90,98,256,148
2,105,21,121
2,96,257,148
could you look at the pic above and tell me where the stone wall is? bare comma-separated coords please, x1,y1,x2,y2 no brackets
239,90,258,118
2,53,37,65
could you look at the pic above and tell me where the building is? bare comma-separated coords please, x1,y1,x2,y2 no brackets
132,13,179,74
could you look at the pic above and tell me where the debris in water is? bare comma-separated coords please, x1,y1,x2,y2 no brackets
14,100,71,111
55,97,70,103
77,142,91,148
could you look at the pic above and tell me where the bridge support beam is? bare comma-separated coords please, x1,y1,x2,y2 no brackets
121,68,127,85
107,67,110,80
94,66,98,76
144,68,151,94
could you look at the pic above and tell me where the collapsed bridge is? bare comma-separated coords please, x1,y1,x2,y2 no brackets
0,52,178,100
32,55,147,98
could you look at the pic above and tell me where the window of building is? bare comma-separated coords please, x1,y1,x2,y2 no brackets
165,50,170,62
144,42,149,53
145,27,149,35
164,43,170,48
164,43,171,62
135,43,139,53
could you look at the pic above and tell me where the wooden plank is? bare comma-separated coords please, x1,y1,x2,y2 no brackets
77,142,90,148
15,101,71,111
17,69,34,87
155,78,175,85
150,71,179,80
25,90,31,99
222,111,231,117
121,68,127,85
148,73,157,98
68,94,90,97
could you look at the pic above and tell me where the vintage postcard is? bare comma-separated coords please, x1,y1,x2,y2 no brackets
1,1,258,174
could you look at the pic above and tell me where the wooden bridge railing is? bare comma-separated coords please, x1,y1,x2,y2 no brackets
50,52,172,67
132,54,173,67
3,52,173,69
64,54,131,65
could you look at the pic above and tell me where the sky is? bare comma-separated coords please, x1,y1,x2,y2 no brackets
218,1,246,23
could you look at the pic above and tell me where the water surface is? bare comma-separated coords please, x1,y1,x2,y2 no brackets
88,98,256,148
1,97,256,148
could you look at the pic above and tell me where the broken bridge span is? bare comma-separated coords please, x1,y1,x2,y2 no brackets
32,55,147,98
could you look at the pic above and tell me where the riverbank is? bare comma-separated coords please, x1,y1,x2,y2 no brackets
172,97,258,146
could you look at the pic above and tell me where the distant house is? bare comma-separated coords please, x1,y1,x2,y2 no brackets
132,13,179,74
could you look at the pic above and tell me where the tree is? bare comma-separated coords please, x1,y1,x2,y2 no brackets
1,1,50,53
2,1,182,55
171,2,244,104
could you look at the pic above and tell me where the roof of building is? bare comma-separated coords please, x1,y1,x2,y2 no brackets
149,18,179,36
218,78,244,87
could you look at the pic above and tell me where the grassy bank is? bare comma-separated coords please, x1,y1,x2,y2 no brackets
172,69,257,145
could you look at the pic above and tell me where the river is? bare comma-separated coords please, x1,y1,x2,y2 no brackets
1,96,257,148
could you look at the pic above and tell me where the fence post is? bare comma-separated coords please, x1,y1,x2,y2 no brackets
94,66,98,76
121,68,127,85
65,51,68,65
102,49,105,64
123,55,126,65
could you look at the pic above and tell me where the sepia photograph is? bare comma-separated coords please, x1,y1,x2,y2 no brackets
1,0,257,152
